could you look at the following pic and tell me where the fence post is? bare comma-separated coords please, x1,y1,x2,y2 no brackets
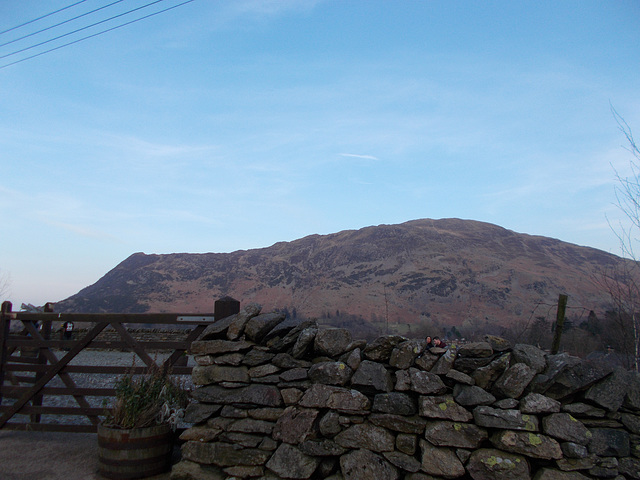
551,294,569,355
0,301,12,405
214,296,240,321
32,303,54,423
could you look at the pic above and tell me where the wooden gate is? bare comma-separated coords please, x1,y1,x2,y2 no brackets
0,299,235,433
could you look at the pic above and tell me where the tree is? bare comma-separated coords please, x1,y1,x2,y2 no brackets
611,108,640,260
606,108,640,371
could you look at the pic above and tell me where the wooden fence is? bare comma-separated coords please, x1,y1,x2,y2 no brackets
0,298,238,433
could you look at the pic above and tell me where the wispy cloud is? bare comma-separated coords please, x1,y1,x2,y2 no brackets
339,153,380,161
223,0,323,19
98,134,218,158
42,219,119,242
157,209,220,225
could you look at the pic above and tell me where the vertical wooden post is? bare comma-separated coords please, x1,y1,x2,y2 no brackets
551,294,569,355
32,303,54,423
214,296,240,321
0,301,12,405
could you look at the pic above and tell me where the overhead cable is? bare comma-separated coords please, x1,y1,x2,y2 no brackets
0,0,90,36
0,0,195,70
0,0,169,60
0,0,126,49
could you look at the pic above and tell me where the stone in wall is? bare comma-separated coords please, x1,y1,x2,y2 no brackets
171,302,640,480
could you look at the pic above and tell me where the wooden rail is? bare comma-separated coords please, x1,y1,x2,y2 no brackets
0,298,238,433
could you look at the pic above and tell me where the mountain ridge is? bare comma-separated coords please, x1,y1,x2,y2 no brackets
55,218,624,328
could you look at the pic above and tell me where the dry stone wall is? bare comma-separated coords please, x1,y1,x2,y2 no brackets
171,304,640,480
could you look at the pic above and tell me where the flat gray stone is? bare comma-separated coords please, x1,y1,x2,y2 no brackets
182,441,270,467
226,418,275,435
424,420,488,449
363,335,407,362
466,448,530,480
192,365,249,385
472,353,510,390
340,448,399,480
351,360,394,392
511,344,547,373
262,317,307,344
453,384,496,407
184,403,222,424
454,356,495,374
483,335,512,352
241,348,275,367
473,406,538,431
335,423,395,452
383,451,421,473
542,413,591,445
419,395,473,422
561,402,605,418
588,427,630,456
619,457,640,480
409,368,447,395
560,442,589,459
298,439,347,457
272,406,319,444
197,313,239,341
291,326,318,359
519,393,561,414
265,443,320,480
244,312,285,343
191,384,282,407
492,363,536,399
314,327,353,357
269,320,318,352
446,369,475,385
532,468,590,480
584,366,630,412
544,359,614,400
368,413,426,434
308,361,353,386
457,341,494,358
390,340,426,369
227,303,262,340
373,392,417,415
418,440,465,478
170,460,225,480
415,351,440,371
299,383,371,414
528,353,580,394
396,433,418,455
190,339,254,355
621,413,640,434
490,430,562,460
430,348,457,375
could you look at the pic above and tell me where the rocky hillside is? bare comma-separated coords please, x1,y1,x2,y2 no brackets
55,218,626,327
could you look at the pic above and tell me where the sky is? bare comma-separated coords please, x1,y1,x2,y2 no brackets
0,0,639,308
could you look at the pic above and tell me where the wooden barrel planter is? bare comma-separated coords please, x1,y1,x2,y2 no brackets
97,423,174,479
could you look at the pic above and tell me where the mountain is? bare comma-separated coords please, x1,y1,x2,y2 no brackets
55,218,625,329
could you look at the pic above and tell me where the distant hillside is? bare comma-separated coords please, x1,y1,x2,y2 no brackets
55,218,624,329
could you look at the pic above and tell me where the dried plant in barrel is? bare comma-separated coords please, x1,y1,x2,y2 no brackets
98,363,189,480
105,364,188,429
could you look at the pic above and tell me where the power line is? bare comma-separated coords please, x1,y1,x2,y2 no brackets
0,0,196,70
0,0,168,60
0,0,90,36
0,0,126,49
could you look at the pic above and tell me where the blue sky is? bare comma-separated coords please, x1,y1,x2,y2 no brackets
1,0,639,307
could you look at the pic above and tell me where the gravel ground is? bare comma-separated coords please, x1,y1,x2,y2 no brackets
0,430,178,480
